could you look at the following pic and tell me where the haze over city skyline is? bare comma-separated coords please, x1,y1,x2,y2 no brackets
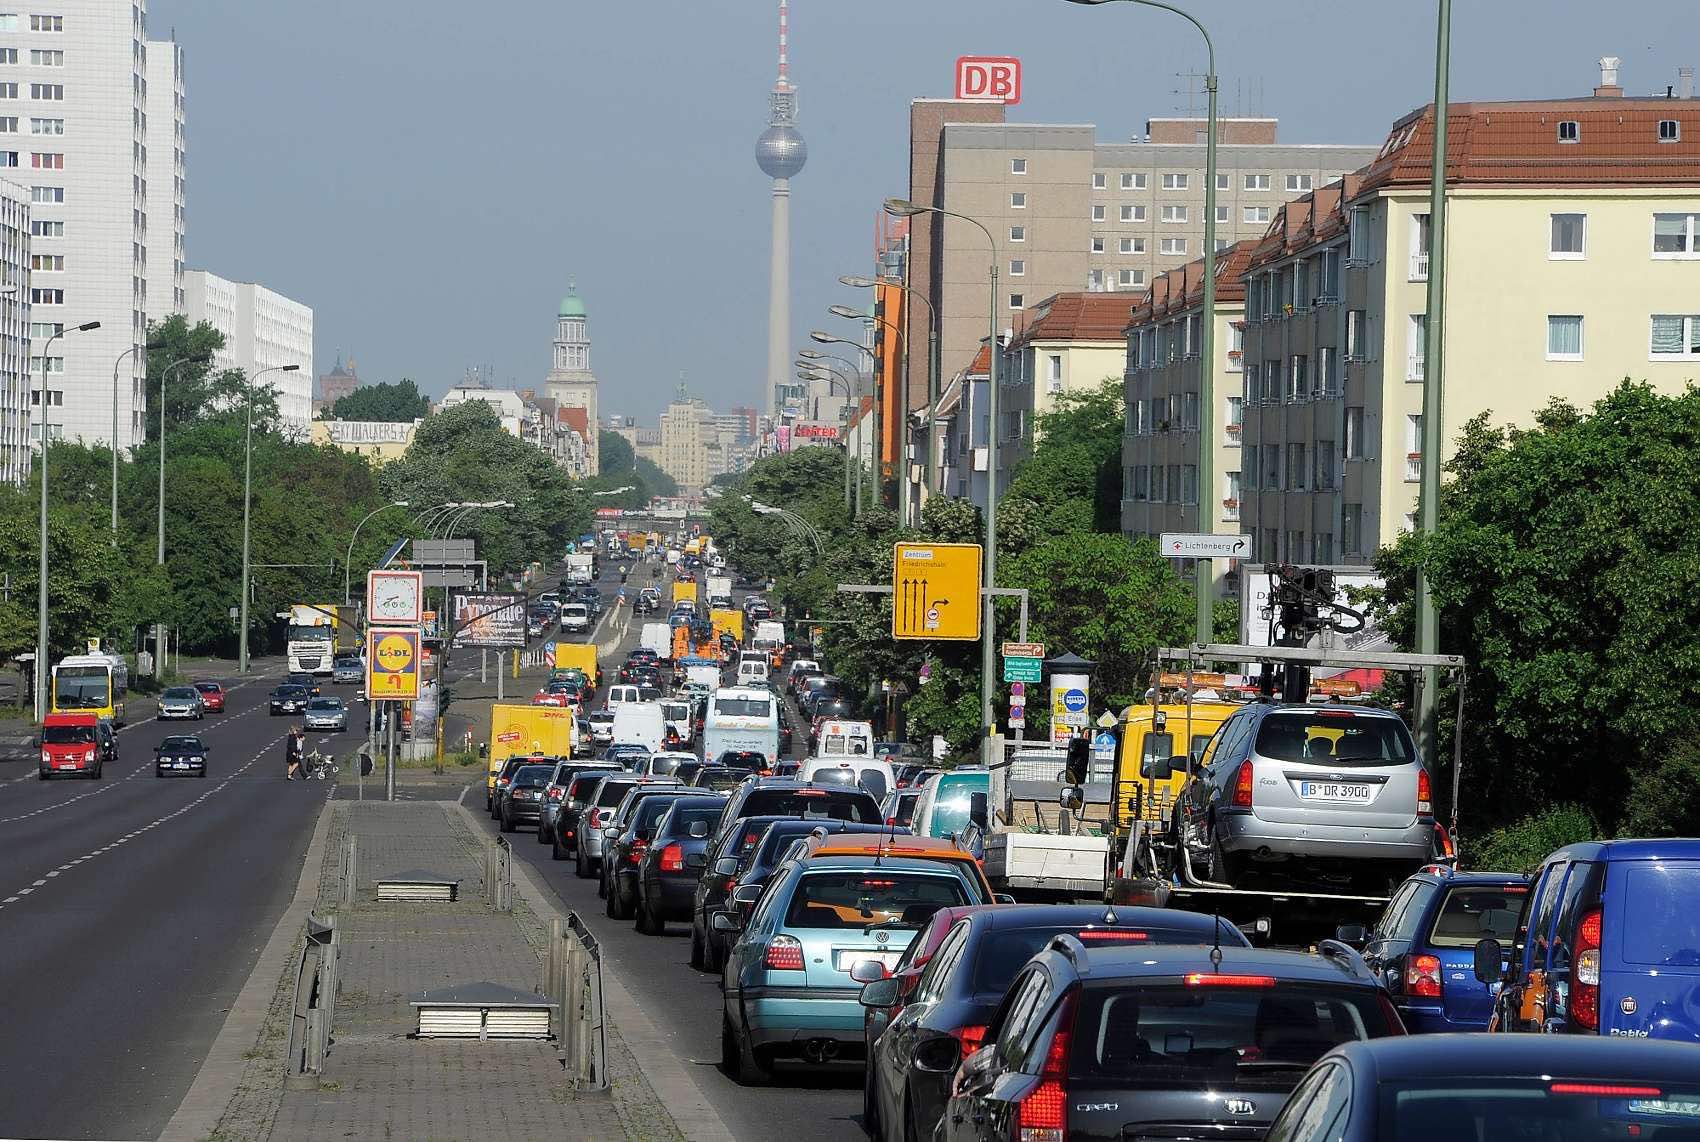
155,0,1692,420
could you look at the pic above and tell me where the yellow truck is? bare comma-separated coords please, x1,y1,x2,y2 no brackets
672,580,698,605
1112,700,1241,826
552,642,599,689
485,704,578,811
709,608,745,645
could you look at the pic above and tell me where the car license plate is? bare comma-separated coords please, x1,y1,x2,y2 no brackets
834,950,900,972
174,761,191,769
1299,781,1372,803
55,761,78,769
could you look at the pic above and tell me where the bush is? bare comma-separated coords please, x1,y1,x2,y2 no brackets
1617,742,1700,838
1465,804,1598,873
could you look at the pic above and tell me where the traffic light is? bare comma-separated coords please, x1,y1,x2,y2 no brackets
1065,735,1090,786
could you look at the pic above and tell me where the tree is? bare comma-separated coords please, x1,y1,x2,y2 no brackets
329,379,432,422
0,487,125,660
144,316,260,440
587,430,678,507
1001,379,1124,544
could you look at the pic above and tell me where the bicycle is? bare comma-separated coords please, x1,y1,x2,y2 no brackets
303,749,337,781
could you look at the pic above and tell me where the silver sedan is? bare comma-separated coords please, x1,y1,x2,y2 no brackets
303,696,349,733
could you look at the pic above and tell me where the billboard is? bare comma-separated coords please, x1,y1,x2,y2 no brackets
367,626,421,701
1240,566,1388,654
955,56,1022,105
452,593,528,649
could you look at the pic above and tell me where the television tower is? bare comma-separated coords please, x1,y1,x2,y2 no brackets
756,0,806,417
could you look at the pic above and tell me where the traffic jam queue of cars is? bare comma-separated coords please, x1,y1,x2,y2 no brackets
492,561,1700,1141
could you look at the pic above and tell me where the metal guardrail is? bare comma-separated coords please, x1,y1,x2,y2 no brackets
340,834,357,905
285,913,339,1088
547,912,609,1093
483,838,514,912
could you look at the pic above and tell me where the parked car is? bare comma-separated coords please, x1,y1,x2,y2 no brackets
155,734,209,778
498,762,557,833
1476,837,1700,1040
935,940,1404,1142
717,851,995,1081
634,794,729,934
268,684,311,715
602,785,689,917
331,654,364,685
1175,702,1438,892
537,760,623,846
303,696,350,733
1262,1035,1700,1141
1351,865,1527,1032
192,680,227,713
866,905,1251,1142
157,686,204,721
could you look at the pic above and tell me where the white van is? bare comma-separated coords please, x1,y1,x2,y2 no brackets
736,657,770,686
604,684,642,711
659,698,694,746
611,701,666,752
801,755,895,801
814,718,875,759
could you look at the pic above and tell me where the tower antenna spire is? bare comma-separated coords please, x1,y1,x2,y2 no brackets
777,0,791,90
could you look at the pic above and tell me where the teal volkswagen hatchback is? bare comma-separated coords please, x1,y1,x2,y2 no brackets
717,852,991,1082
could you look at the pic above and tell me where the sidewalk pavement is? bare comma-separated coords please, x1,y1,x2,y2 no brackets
183,799,697,1142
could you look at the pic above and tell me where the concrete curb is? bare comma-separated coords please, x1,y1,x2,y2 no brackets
159,797,336,1142
447,801,736,1142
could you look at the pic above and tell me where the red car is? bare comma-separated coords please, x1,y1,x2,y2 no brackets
192,680,226,713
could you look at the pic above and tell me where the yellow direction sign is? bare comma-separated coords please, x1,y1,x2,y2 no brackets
892,542,983,640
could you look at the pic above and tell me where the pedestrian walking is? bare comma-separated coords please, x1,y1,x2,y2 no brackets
285,726,306,780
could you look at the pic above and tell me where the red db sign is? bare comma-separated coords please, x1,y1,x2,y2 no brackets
955,56,1022,105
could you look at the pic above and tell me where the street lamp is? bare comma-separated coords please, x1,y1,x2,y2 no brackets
237,363,302,673
112,338,166,544
884,196,1002,749
343,500,411,606
812,330,879,512
842,274,940,512
797,357,856,511
153,352,210,673
1064,0,1218,645
34,319,101,721
829,304,910,519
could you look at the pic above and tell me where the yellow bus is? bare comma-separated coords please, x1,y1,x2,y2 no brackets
51,653,130,726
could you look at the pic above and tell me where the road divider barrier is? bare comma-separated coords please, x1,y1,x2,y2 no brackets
284,913,339,1089
482,837,513,912
547,912,609,1093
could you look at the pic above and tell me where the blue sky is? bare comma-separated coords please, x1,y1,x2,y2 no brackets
151,0,1693,419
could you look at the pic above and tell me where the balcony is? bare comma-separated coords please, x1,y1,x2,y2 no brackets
1407,356,1426,382
1405,452,1422,482
1222,498,1240,522
1409,252,1429,281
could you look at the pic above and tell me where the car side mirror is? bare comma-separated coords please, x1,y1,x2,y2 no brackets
849,959,889,984
1473,937,1505,985
1058,786,1083,811
713,857,739,877
858,977,901,1008
710,910,742,933
731,884,764,906
1335,922,1368,948
969,790,989,830
993,893,1016,905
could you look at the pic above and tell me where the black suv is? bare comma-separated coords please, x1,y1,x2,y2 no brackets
937,940,1405,1142
708,777,884,852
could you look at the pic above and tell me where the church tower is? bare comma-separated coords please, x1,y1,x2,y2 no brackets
544,282,599,474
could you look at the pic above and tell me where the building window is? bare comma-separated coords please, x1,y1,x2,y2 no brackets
28,116,59,134
1546,315,1584,361
29,321,60,338
1181,464,1198,504
1659,119,1681,143
1649,314,1700,358
1243,205,1270,224
30,218,60,236
1215,205,1229,224
1011,158,1027,175
1123,172,1146,190
1181,390,1199,430
27,49,61,66
1347,309,1368,360
1409,212,1430,280
0,48,13,64
1009,225,1025,243
1287,355,1308,401
1009,258,1025,277
29,14,62,31
1653,213,1700,257
1216,173,1229,191
1347,206,1370,263
1009,294,1024,310
30,287,61,304
1405,414,1424,481
1161,173,1188,190
1092,172,1106,189
1132,465,1149,501
1320,249,1341,298
1091,204,1106,222
1313,532,1333,563
1225,394,1243,432
1091,236,1105,253
28,355,63,373
1087,268,1104,291
1343,504,1363,555
1121,204,1145,222
30,183,60,202
1160,237,1187,256
0,150,14,166
0,16,14,32
1286,173,1313,192
1263,444,1282,489
1244,173,1270,191
1549,213,1586,258
1345,406,1365,459
0,83,16,99
29,83,62,100
1244,446,1258,488
1119,237,1145,254
1117,268,1143,288
29,253,60,270
1557,120,1579,143
1315,441,1336,490
1161,205,1187,224
1010,192,1026,209
1408,314,1426,380
1285,530,1305,560
1151,464,1167,502
29,150,60,168
1318,347,1337,396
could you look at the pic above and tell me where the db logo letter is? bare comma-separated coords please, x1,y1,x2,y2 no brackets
955,56,1022,105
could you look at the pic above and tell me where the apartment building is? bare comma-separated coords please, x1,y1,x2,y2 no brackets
1120,243,1255,586
181,269,313,434
1241,68,1700,567
8,3,152,449
142,35,182,322
0,177,28,483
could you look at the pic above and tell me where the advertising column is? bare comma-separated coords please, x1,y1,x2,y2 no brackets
1050,668,1090,746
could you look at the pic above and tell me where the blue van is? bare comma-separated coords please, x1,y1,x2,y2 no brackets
908,768,989,840
1476,838,1700,1040
1358,866,1528,1032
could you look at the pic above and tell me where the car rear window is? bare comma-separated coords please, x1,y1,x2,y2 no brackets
716,697,773,717
889,794,920,827
648,755,687,777
667,806,724,835
1620,862,1700,968
785,871,969,932
1428,884,1528,948
567,775,606,803
633,796,680,832
512,765,554,787
1381,1079,1700,1140
971,927,1232,995
1068,982,1396,1090
740,788,882,823
595,780,636,807
1254,710,1415,766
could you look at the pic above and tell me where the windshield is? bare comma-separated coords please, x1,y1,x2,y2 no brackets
741,788,882,823
163,687,199,700
277,686,307,697
54,666,110,708
1069,983,1396,1090
43,724,96,744
785,871,969,932
1429,884,1528,948
715,697,774,718
161,737,205,752
1379,1080,1700,1142
307,698,342,710
1254,710,1415,765
287,624,332,642
928,779,986,838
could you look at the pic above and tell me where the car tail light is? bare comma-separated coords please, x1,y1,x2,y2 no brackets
1572,906,1603,1031
1015,991,1074,1142
588,809,604,828
1417,769,1433,817
660,843,684,872
546,786,564,802
1404,953,1442,998
628,841,648,865
1184,973,1276,988
763,934,804,971
952,1023,987,1055
1232,760,1254,808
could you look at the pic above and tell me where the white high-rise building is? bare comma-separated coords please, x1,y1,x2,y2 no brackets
182,270,313,435
143,35,183,322
0,178,31,483
4,3,152,450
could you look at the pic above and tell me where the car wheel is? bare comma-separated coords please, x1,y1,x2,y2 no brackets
90,765,102,781
1207,827,1244,885
37,767,49,780
721,1011,769,1086
499,811,514,834
536,820,550,843
604,882,617,917
575,846,593,879
690,922,705,969
199,768,208,778
551,831,568,861
902,1092,924,1142
633,892,653,933
863,1055,882,1137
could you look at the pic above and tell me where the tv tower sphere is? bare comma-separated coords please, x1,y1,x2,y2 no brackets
757,123,808,179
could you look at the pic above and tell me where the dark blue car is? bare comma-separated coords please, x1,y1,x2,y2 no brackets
1479,838,1700,1041
1357,865,1527,1032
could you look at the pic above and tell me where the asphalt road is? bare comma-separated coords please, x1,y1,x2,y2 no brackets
0,668,337,1140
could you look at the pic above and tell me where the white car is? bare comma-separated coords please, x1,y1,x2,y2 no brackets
560,603,591,633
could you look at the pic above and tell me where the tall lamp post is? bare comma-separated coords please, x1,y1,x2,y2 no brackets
883,197,1001,746
841,274,940,515
154,352,210,674
343,501,411,606
810,331,877,511
111,338,165,544
1064,0,1217,644
797,362,855,511
34,319,101,721
828,303,907,518
237,363,302,674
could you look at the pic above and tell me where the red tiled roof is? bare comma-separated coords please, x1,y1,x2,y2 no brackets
1126,241,1257,329
1008,292,1143,349
559,406,590,440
